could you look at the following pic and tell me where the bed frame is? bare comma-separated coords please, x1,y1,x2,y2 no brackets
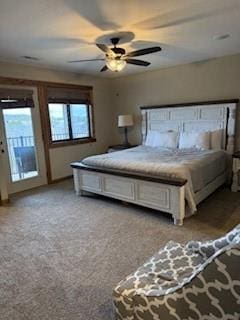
71,100,238,225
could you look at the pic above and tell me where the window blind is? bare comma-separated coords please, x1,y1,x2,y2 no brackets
47,87,92,104
0,89,34,108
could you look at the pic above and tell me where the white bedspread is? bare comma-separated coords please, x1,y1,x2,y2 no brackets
82,146,228,213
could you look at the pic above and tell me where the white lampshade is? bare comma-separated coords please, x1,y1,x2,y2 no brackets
118,115,133,127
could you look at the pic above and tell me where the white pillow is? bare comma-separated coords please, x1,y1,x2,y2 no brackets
154,131,179,148
145,131,178,149
144,131,156,146
179,131,210,150
211,129,223,150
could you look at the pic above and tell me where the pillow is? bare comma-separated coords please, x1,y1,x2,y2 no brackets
211,129,224,150
145,131,178,149
144,131,156,146
154,131,179,148
179,131,210,150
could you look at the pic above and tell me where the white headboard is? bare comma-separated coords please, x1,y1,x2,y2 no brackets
141,100,238,154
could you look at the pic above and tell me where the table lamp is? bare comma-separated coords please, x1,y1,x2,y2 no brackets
118,114,133,146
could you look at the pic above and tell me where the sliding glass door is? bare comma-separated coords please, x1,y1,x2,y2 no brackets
0,87,47,194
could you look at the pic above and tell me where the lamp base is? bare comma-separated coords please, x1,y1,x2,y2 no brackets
123,127,131,147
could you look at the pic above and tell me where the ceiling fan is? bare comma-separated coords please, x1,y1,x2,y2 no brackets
68,37,161,72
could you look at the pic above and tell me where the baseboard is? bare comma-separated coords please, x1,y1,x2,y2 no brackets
50,175,73,184
0,198,10,205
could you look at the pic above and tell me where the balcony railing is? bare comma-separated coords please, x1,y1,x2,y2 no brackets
6,133,86,178
7,136,35,177
7,135,60,177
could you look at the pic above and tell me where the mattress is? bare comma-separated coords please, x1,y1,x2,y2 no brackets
82,146,229,212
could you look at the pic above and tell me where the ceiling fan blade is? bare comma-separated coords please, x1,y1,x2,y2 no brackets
126,47,161,57
96,43,111,53
126,59,150,66
31,37,93,50
68,58,104,63
132,4,235,30
100,65,108,72
65,1,120,31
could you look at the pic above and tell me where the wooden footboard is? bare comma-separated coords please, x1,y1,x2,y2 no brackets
71,163,187,225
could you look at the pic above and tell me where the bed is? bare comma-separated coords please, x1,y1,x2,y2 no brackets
71,100,238,225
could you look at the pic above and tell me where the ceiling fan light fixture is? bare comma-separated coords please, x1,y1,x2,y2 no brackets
106,58,126,72
68,36,161,73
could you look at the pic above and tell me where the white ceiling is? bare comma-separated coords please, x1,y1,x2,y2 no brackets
0,0,240,77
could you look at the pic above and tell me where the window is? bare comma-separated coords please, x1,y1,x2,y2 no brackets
48,103,92,143
48,104,70,141
70,104,90,139
46,86,95,147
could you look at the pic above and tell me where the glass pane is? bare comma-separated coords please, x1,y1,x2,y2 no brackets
70,104,90,139
48,103,70,141
2,108,38,182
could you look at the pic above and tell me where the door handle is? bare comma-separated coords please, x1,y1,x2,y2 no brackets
1,141,5,153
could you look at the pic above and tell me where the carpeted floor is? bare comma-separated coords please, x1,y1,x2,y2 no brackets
0,179,239,320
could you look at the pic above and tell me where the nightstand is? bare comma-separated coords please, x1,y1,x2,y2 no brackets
231,151,240,192
108,144,138,153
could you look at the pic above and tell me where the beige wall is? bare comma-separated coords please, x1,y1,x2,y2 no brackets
1,53,240,183
110,53,240,149
0,62,114,180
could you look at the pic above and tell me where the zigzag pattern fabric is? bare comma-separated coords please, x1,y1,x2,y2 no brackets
113,225,240,320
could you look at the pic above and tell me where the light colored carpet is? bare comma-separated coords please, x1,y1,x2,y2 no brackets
0,179,239,320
